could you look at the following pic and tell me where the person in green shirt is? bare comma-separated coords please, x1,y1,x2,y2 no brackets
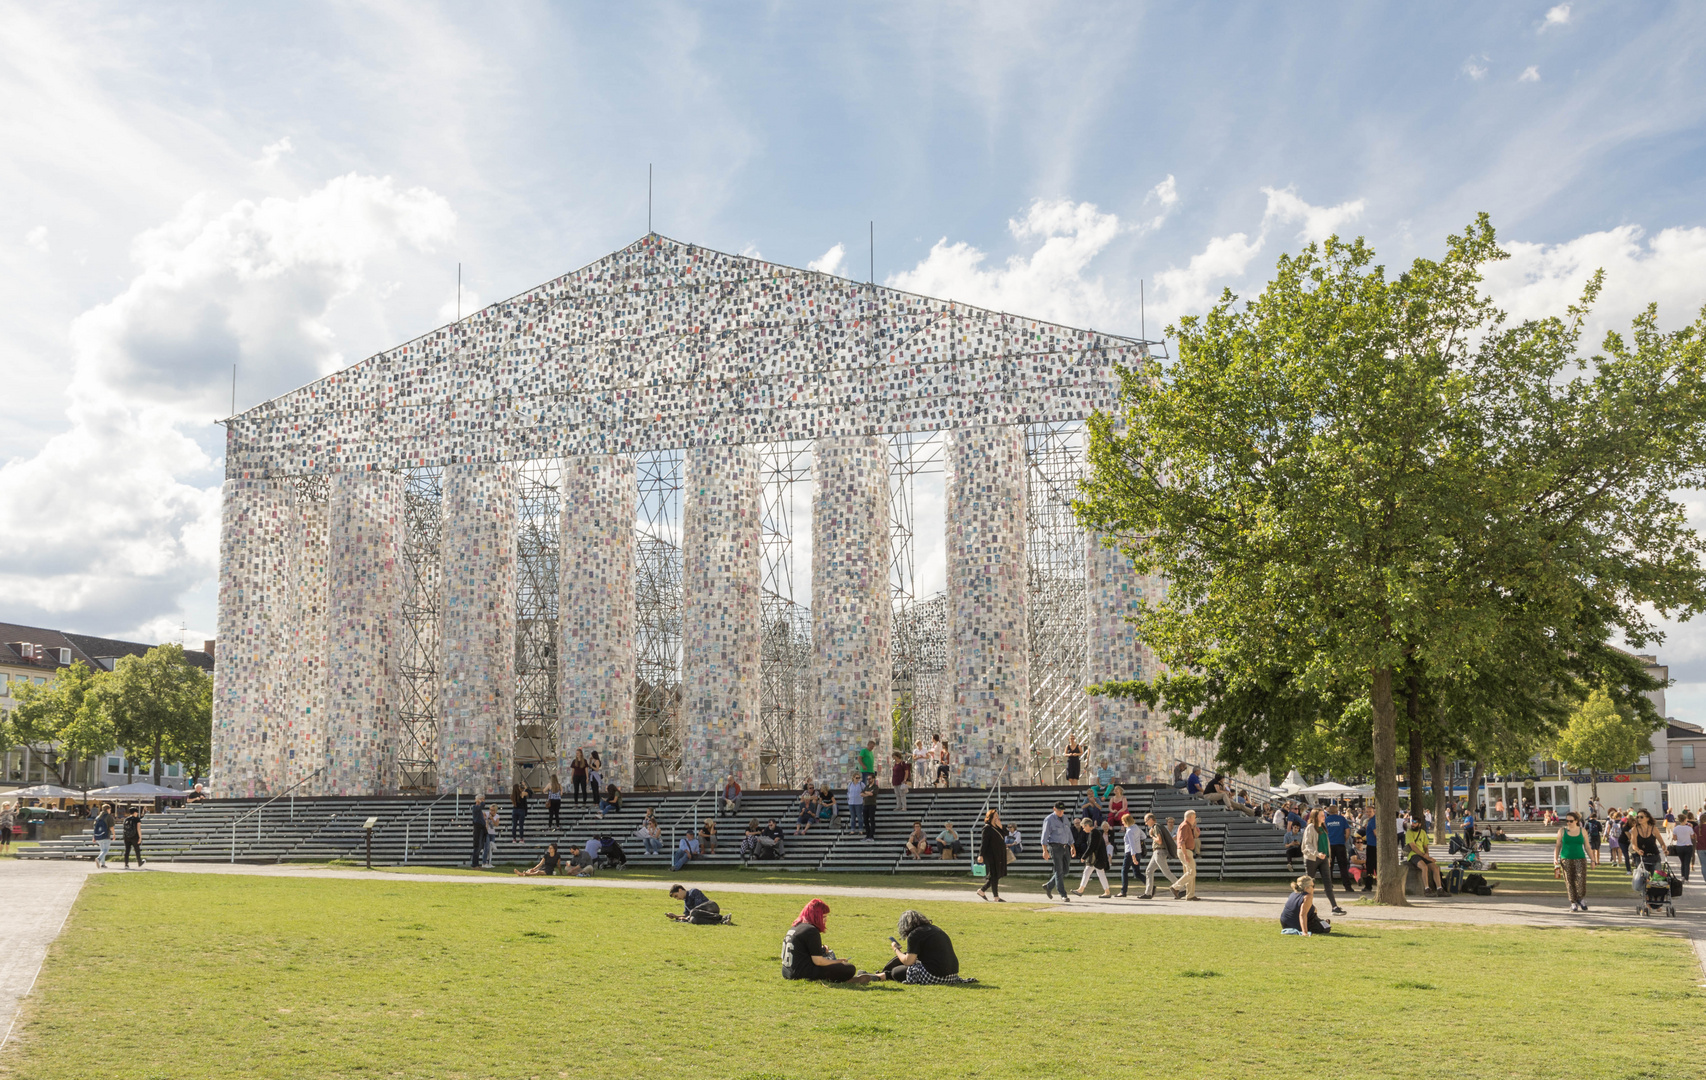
856,741,877,782
1554,811,1591,912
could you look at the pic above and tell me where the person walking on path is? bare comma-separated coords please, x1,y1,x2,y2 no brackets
1670,811,1695,882
1359,805,1379,893
545,775,563,830
1172,810,1200,900
1139,813,1179,899
977,809,1008,901
1302,809,1346,915
1118,813,1144,897
1041,803,1074,902
92,803,114,868
1074,817,1113,897
1607,813,1627,871
892,751,912,815
121,807,143,868
569,750,590,806
470,795,489,868
1323,804,1354,894
0,801,12,852
1554,811,1592,911
1584,812,1602,867
1628,809,1665,877
510,784,529,842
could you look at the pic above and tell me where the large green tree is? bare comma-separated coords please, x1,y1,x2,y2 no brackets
4,660,117,793
1077,216,1706,904
95,645,214,786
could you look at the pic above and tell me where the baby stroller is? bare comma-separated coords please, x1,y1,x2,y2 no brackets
1636,861,1681,917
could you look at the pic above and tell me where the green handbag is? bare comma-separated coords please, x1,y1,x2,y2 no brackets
971,859,987,878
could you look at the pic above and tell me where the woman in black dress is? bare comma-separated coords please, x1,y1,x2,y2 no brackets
1073,817,1112,897
977,809,1008,901
1064,736,1083,784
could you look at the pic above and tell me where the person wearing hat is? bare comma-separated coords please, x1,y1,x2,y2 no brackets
1040,802,1074,902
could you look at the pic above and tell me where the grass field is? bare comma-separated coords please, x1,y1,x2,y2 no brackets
3,873,1700,1080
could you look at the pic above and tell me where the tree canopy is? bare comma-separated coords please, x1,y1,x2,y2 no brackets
1077,215,1706,904
1552,688,1656,799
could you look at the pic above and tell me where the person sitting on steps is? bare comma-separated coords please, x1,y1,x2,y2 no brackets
905,821,929,860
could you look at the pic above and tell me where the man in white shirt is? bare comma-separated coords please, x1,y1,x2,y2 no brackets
846,774,865,834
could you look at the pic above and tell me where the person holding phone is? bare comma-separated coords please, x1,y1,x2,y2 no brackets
879,910,974,985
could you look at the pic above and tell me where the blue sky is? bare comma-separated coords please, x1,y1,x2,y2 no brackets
2,2,1705,711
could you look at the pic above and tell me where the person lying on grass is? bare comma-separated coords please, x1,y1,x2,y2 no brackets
515,842,562,876
667,884,733,924
781,899,874,985
879,910,976,985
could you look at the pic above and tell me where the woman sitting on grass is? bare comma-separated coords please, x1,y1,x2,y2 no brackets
880,910,976,984
781,899,872,985
1280,875,1330,935
515,842,562,877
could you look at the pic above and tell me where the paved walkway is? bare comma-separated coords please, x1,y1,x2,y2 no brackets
0,861,92,1050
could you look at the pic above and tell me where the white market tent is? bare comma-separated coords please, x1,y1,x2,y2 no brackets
1273,769,1309,794
87,782,185,799
1300,781,1363,797
3,783,89,801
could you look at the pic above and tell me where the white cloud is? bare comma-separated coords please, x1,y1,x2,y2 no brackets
25,225,48,252
1146,174,1179,230
1520,65,1541,83
885,198,1125,329
257,136,294,168
1151,231,1266,326
436,285,483,324
1463,56,1489,81
808,242,847,277
0,174,455,641
1261,185,1366,244
1543,4,1572,29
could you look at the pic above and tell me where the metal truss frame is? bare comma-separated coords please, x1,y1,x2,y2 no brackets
397,466,443,792
887,431,947,753
513,458,561,788
758,442,813,788
632,449,684,789
1024,421,1091,783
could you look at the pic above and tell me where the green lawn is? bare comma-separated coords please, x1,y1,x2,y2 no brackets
3,874,1700,1080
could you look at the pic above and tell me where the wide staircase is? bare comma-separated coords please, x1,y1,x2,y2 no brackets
19,783,1297,879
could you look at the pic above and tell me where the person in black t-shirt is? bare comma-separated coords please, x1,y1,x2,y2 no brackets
515,842,562,876
780,899,871,984
879,910,975,985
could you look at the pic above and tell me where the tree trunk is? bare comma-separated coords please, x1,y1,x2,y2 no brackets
1371,668,1406,905
1405,682,1425,817
1432,752,1449,841
1467,760,1485,820
153,733,162,786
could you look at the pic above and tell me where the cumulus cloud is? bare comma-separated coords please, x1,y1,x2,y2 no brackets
886,198,1126,328
25,225,48,252
257,136,294,168
1464,55,1489,81
1520,65,1541,83
1149,186,1365,327
0,174,455,641
1146,174,1179,230
1542,4,1571,29
808,242,847,277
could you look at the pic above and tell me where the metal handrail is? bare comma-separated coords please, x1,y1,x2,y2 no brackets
229,767,326,863
666,787,716,861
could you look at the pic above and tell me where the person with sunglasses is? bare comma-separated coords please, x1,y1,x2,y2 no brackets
1553,811,1591,912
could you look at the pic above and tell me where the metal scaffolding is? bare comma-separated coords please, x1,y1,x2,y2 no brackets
1025,421,1091,783
632,449,684,789
759,442,813,788
396,466,443,792
888,431,947,752
513,458,561,788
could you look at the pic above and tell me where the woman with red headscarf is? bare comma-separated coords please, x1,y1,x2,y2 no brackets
781,899,870,984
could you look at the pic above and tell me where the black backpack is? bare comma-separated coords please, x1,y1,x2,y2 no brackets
1463,872,1493,896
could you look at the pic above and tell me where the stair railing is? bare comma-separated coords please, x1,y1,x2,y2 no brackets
229,767,325,863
